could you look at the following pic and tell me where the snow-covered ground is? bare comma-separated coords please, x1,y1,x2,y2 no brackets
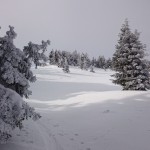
1,65,150,150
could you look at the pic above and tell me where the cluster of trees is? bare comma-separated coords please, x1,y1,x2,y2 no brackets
0,26,49,143
91,56,112,69
49,49,112,72
48,19,150,90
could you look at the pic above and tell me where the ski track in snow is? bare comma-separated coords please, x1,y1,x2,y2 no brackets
36,120,64,150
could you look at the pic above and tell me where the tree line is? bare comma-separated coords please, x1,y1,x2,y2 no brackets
49,49,112,72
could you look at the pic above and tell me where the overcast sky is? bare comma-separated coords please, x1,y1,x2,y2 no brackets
0,0,150,58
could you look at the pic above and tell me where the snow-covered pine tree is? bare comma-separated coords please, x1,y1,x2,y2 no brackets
63,57,70,73
61,51,69,67
112,19,150,90
84,53,91,69
80,53,89,70
49,49,56,65
56,50,62,67
90,65,95,73
23,40,50,69
105,58,112,69
80,53,84,69
0,26,36,98
71,50,80,66
54,50,59,65
0,26,40,143
59,57,64,68
91,57,96,67
97,56,106,69
83,58,88,70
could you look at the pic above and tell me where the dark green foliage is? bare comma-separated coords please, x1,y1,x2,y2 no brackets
112,20,150,90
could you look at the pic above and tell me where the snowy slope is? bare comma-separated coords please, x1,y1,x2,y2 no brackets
1,65,150,150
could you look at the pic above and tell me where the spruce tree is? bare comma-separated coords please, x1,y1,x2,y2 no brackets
90,65,95,73
23,40,50,69
0,26,40,143
97,56,106,69
80,53,84,70
63,57,70,73
80,53,89,70
72,50,80,66
91,57,96,67
49,49,56,65
0,26,36,98
105,58,112,69
112,20,150,90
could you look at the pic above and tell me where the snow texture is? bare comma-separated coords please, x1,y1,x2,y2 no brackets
1,65,150,150
0,84,40,143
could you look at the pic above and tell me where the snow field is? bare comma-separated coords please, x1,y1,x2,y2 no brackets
1,65,150,150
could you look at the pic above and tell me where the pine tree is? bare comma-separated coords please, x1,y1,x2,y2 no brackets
0,26,36,98
63,57,70,73
49,49,56,65
112,19,150,90
72,50,80,66
84,53,91,69
23,40,50,69
80,53,89,70
97,56,106,69
55,50,62,67
91,57,96,67
105,58,112,69
80,53,84,69
0,26,40,143
90,65,95,73
83,58,88,70
61,51,69,68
